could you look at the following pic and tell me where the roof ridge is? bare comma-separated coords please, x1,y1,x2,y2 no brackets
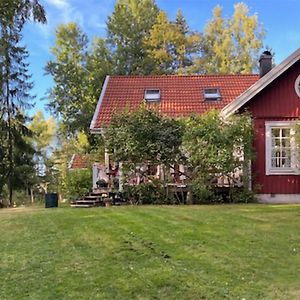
109,74,259,78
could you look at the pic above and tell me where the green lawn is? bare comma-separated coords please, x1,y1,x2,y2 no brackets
0,204,299,300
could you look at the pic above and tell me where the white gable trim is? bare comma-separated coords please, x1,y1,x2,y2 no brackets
221,48,300,117
90,75,110,134
68,154,76,169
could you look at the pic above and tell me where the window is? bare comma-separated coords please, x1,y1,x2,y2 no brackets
295,75,300,98
203,88,221,101
265,121,298,175
144,89,160,102
270,128,291,168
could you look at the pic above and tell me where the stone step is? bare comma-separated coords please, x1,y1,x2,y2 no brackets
92,188,109,194
70,204,94,208
76,199,101,204
84,195,101,200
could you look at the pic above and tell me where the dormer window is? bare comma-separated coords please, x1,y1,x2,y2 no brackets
204,88,221,101
144,89,160,102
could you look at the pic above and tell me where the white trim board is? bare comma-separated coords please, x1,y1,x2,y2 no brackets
68,154,75,169
221,48,300,117
90,75,110,134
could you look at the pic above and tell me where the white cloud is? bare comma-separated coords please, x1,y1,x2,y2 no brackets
25,0,114,54
32,0,84,46
45,0,69,9
44,0,83,26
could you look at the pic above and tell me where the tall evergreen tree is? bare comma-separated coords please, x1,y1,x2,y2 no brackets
106,0,159,75
0,0,46,205
0,118,8,197
10,112,35,198
173,9,201,73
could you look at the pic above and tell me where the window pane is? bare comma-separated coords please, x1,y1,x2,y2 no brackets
271,149,281,157
281,149,291,158
281,129,290,137
272,138,281,147
271,128,280,138
282,157,291,168
271,158,281,168
281,138,290,147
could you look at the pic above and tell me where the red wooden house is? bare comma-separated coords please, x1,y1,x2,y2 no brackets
222,48,300,202
90,48,300,203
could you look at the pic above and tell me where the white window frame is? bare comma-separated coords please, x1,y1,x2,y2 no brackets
294,75,300,98
144,89,160,102
265,121,299,175
203,88,221,101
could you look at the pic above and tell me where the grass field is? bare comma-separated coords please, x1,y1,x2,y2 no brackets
0,204,299,300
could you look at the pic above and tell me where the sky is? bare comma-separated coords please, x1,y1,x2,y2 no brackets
23,0,300,117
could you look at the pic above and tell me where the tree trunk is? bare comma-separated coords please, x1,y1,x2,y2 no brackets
3,26,13,207
30,188,34,203
6,61,13,207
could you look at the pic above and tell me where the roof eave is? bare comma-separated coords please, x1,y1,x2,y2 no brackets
90,75,110,134
68,154,76,169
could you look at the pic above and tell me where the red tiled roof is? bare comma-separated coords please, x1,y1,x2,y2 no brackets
91,74,259,130
69,154,89,170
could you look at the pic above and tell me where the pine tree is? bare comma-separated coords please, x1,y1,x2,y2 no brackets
0,0,46,205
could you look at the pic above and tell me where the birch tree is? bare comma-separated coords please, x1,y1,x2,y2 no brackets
198,2,264,74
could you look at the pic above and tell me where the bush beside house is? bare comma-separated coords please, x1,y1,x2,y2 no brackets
104,106,256,204
65,169,92,201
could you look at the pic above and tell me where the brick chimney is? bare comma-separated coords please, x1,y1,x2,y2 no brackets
259,50,272,78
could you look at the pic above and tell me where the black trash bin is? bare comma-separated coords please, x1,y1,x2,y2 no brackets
45,193,58,208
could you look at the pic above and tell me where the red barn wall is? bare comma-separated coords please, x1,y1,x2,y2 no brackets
243,61,300,194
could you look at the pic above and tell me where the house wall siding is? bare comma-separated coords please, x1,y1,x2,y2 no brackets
252,119,300,194
244,61,300,194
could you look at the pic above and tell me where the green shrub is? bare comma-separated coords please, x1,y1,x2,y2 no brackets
228,187,257,203
0,186,32,206
123,179,175,204
191,177,257,204
191,180,222,204
65,169,92,200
